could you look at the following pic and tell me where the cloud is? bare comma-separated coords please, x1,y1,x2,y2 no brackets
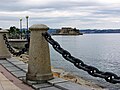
0,0,120,29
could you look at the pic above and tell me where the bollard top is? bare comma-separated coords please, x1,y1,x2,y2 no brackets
0,29,9,33
29,24,49,31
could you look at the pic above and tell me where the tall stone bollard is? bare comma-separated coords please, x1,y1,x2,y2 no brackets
26,24,53,82
0,30,11,59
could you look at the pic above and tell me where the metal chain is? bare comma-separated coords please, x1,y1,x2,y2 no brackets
42,32,120,84
3,34,29,56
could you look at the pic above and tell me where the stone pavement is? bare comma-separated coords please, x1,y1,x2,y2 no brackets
0,64,33,90
0,72,21,90
0,57,92,90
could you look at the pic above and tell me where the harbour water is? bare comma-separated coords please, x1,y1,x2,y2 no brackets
49,33,120,90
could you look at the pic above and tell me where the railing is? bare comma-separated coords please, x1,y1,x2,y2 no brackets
1,24,120,84
42,32,120,84
3,34,29,56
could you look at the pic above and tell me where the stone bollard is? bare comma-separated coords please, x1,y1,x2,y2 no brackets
0,30,11,59
26,24,53,82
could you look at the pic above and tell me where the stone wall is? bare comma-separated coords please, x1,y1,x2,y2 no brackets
8,39,27,49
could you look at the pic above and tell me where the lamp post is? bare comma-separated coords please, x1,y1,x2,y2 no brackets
26,16,29,39
20,18,22,39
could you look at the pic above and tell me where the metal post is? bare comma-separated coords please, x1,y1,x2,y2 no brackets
26,16,29,39
20,18,22,39
0,30,11,59
26,24,53,82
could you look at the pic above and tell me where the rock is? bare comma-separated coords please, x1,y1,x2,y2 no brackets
14,54,107,90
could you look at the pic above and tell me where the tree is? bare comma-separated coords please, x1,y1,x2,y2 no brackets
8,26,21,39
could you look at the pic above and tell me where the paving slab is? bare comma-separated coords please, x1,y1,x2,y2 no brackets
7,58,19,62
5,66,20,72
0,84,3,90
40,86,61,90
23,79,38,86
0,65,34,90
12,70,26,78
0,72,21,90
4,58,93,90
10,61,25,65
19,76,26,80
55,81,92,90
0,73,9,81
32,83,52,89
48,77,68,85
1,63,14,67
15,64,28,70
22,68,28,72
0,80,21,90
0,60,9,64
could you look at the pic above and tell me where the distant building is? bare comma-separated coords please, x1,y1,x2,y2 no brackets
56,27,83,35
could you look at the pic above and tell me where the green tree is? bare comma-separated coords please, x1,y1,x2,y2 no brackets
9,26,21,39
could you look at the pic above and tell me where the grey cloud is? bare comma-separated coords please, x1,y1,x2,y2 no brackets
0,3,28,11
0,0,101,12
94,9,120,15
1,0,120,29
29,1,101,12
30,15,100,25
0,16,18,21
0,0,18,3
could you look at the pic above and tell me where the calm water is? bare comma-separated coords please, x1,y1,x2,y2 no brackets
49,33,120,90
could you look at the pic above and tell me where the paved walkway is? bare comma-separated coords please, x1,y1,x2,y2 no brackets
0,64,33,90
0,58,92,90
0,72,21,90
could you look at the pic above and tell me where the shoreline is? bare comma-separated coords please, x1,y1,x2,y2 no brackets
52,33,83,35
15,54,108,90
51,67,107,90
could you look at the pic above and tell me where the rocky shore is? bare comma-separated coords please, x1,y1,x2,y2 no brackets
15,54,108,90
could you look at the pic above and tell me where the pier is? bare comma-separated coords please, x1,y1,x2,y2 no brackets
0,24,92,90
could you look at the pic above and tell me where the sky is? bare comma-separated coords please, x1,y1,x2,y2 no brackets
1,0,120,29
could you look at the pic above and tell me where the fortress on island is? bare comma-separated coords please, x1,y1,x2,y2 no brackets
53,27,83,35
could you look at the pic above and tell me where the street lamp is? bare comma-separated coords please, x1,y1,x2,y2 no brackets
20,18,22,39
26,16,29,39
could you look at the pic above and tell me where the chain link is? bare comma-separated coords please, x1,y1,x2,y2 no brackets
3,34,29,56
42,32,120,84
